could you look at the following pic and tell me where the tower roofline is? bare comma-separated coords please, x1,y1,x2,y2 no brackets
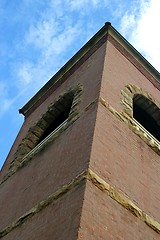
19,22,160,116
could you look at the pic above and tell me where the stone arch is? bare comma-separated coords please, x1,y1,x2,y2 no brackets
10,84,83,170
119,84,160,153
121,84,159,119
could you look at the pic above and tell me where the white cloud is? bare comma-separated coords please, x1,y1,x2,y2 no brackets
18,63,32,87
0,82,7,97
2,99,13,112
67,0,110,13
68,0,99,10
120,13,136,35
25,19,59,49
120,0,160,71
15,1,93,97
16,15,83,96
44,22,81,57
0,81,15,114
20,0,160,103
2,0,112,113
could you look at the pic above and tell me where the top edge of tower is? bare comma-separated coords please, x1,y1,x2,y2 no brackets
19,22,160,117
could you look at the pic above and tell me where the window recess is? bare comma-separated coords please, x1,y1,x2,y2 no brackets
37,93,74,145
133,94,160,142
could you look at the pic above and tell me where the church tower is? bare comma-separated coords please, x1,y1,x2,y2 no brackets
0,22,160,239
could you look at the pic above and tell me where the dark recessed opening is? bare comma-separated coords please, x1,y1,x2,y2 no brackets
37,94,74,144
133,94,160,141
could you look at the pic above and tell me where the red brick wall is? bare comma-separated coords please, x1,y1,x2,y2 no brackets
0,42,106,238
78,181,159,240
101,40,160,112
2,181,86,240
88,39,160,238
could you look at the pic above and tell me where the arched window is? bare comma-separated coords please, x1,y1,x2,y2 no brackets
37,92,74,145
9,84,83,173
133,94,160,141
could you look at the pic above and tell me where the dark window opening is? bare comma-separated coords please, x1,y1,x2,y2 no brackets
133,94,160,141
37,94,74,144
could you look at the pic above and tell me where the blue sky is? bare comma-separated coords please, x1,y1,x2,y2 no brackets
0,0,160,169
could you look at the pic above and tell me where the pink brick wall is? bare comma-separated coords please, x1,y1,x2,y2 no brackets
0,42,106,237
88,38,160,238
78,181,159,239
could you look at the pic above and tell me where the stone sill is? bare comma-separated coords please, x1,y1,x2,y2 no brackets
22,119,68,161
133,118,160,150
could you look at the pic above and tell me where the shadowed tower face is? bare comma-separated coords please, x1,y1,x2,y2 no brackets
0,23,160,239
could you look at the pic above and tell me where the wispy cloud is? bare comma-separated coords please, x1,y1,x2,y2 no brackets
120,0,160,71
0,81,15,115
68,0,100,10
14,0,109,98
1,0,160,118
16,21,83,95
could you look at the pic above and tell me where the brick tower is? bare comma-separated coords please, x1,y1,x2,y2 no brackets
0,22,160,239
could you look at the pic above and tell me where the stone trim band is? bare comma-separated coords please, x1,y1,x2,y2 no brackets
0,169,159,238
99,96,160,155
